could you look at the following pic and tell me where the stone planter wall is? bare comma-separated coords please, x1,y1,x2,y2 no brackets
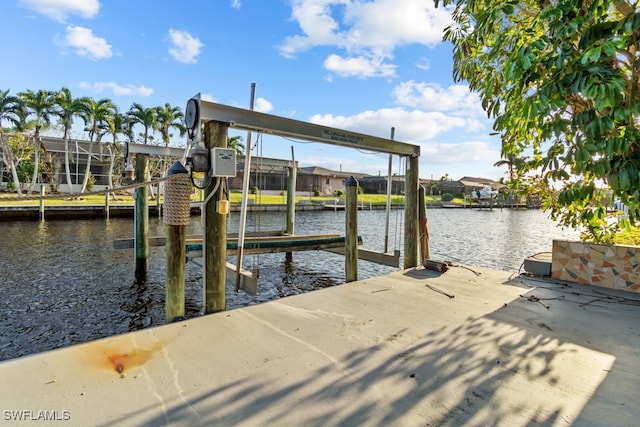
551,240,640,292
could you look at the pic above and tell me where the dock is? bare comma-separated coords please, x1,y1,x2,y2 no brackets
0,265,638,426
0,202,327,221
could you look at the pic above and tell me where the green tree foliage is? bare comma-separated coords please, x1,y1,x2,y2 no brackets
127,102,156,145
53,87,86,192
155,103,185,147
78,97,116,193
0,89,23,195
441,193,454,202
18,89,56,194
435,0,640,242
227,135,245,155
6,132,33,184
1,88,201,196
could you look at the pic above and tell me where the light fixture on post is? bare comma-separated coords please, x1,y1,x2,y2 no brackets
184,96,210,188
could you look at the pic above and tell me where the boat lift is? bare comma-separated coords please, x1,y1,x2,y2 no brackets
182,91,421,311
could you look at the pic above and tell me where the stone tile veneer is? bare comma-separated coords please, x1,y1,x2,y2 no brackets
551,240,640,292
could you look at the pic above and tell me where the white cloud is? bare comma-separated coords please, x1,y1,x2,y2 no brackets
279,0,453,78
200,93,216,102
254,97,273,113
415,57,431,70
231,0,241,9
310,107,471,143
324,54,396,78
57,25,112,60
346,0,452,47
393,80,484,114
168,29,204,64
420,140,500,165
279,1,344,58
79,81,154,97
19,0,100,23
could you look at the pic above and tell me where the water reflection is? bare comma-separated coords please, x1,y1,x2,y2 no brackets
0,208,580,361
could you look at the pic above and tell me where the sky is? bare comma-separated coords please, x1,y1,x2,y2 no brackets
2,0,507,181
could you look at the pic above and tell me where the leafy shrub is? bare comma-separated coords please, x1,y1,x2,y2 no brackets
86,172,95,192
441,193,454,202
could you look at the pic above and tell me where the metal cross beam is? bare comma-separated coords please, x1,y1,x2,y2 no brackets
190,94,420,157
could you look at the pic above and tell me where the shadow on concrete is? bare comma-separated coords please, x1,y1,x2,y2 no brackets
103,273,639,426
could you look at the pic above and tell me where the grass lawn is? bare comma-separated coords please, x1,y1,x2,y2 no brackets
226,192,410,205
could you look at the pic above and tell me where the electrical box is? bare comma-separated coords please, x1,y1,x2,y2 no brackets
210,148,236,177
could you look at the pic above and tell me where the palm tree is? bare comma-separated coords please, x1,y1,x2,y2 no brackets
228,135,244,155
0,89,23,196
494,153,528,206
154,103,187,187
155,103,185,146
78,97,116,193
18,89,56,195
53,87,85,193
493,153,528,182
105,111,127,199
127,103,156,145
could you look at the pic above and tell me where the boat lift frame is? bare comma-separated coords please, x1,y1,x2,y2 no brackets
189,94,422,309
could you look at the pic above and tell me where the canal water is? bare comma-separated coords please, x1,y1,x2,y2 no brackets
0,207,580,361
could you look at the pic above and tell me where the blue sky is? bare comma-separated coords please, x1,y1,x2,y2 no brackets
2,0,506,181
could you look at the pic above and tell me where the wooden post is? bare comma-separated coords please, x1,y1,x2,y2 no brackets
39,186,45,220
156,181,161,217
105,191,110,219
164,162,191,323
285,154,296,262
345,176,358,282
134,153,149,285
204,121,228,313
404,155,419,269
419,185,429,262
166,224,185,321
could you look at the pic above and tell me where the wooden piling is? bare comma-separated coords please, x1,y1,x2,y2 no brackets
419,186,429,262
285,155,296,262
404,155,419,269
105,191,110,219
156,182,161,217
204,121,228,313
134,153,149,285
164,162,191,323
165,223,185,322
345,176,358,282
39,186,45,220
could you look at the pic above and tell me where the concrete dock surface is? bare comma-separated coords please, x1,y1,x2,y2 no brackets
1,264,639,426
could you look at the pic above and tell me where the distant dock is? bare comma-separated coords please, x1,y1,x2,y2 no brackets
0,202,326,221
